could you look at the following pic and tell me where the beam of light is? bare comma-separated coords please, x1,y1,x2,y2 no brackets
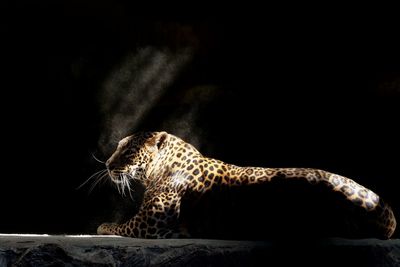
96,45,200,225
161,85,219,149
98,46,193,154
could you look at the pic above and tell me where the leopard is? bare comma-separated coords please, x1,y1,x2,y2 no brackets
97,131,396,239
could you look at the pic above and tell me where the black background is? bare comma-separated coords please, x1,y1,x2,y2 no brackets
1,2,399,236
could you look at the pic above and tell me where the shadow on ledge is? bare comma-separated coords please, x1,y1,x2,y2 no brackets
0,234,399,266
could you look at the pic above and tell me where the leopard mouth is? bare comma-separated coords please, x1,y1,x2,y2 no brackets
108,167,144,196
108,169,127,184
108,170,135,196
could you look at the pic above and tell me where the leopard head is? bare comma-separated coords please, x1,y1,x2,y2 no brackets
105,131,169,190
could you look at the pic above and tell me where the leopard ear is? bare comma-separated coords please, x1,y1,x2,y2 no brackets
146,131,168,152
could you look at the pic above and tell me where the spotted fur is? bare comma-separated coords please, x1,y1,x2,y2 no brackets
97,131,396,239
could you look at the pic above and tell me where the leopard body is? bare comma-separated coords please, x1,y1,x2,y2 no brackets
97,131,396,239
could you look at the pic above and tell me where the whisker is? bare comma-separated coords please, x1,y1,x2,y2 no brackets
88,179,102,194
113,172,135,199
76,169,107,190
125,175,130,193
126,175,134,200
99,172,110,186
121,174,126,197
116,174,123,195
123,173,130,191
88,172,109,193
92,153,106,164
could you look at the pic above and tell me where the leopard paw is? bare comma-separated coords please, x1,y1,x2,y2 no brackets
97,223,119,235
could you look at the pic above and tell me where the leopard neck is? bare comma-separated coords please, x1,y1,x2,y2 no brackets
146,135,202,184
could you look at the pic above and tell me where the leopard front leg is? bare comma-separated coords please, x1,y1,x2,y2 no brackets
97,192,182,238
97,222,120,235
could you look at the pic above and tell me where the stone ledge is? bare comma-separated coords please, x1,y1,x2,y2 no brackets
0,234,399,266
